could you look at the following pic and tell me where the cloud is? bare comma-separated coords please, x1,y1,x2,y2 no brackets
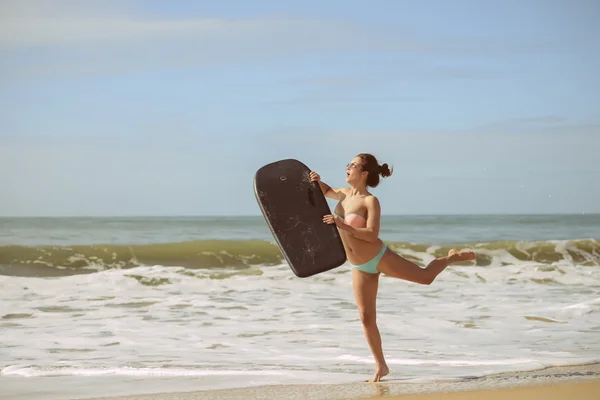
0,0,570,52
258,63,503,106
429,65,506,80
0,0,561,81
464,115,600,135
1,8,352,50
262,94,424,107
243,54,516,107
0,1,406,55
0,4,388,80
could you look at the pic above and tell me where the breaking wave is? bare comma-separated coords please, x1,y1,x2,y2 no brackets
0,238,598,277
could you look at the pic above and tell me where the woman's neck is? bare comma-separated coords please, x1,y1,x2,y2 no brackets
349,183,368,196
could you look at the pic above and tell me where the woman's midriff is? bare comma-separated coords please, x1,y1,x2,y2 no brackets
339,230,385,265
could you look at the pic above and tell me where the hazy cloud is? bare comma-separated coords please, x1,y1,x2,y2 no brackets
465,116,600,135
1,0,563,81
262,94,424,106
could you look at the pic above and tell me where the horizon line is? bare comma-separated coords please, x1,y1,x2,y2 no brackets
0,212,596,218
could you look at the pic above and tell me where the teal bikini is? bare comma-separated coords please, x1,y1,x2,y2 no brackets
352,243,388,274
334,211,388,274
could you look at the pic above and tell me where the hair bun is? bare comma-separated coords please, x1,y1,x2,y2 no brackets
379,163,392,178
356,152,392,187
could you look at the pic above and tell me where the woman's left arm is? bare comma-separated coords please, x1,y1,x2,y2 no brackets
335,196,381,243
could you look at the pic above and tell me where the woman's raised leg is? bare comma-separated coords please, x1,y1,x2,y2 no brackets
377,248,475,284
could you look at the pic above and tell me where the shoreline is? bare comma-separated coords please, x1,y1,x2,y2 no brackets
78,363,600,400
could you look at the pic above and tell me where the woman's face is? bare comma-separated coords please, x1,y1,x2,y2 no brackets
346,157,365,184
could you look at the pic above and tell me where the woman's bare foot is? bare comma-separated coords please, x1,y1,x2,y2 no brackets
365,364,389,382
447,249,476,264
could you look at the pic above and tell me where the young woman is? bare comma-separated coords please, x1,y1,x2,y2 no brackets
310,153,476,382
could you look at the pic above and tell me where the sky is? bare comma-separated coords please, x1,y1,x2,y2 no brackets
1,0,599,216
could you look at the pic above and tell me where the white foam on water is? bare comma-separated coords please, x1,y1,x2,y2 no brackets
335,355,542,367
1,258,600,394
1,365,292,378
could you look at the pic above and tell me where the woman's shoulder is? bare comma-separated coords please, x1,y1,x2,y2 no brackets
364,193,380,205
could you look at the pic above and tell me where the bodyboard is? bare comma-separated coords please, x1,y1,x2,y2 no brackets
254,159,347,277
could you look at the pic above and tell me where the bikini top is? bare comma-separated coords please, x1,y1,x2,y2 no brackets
334,211,367,228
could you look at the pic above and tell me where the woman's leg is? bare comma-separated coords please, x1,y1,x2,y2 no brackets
377,248,476,284
352,268,389,382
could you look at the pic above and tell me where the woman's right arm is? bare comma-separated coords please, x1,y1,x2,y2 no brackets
310,171,344,200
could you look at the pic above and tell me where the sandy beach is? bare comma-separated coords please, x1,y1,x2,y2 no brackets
76,363,600,400
387,380,600,400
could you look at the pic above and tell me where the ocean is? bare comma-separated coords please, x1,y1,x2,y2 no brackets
1,214,599,399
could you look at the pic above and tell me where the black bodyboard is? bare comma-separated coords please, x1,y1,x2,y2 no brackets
254,159,347,277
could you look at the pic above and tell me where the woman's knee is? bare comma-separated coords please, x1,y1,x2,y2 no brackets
359,309,376,326
417,273,434,285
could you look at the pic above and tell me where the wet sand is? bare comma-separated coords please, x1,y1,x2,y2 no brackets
79,363,600,400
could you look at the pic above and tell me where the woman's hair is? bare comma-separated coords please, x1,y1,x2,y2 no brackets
357,153,393,188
